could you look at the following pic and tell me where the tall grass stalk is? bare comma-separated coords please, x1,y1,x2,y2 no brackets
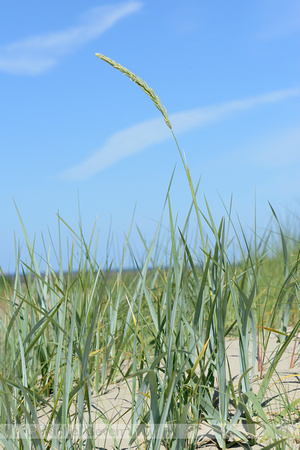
0,54,298,449
95,53,299,449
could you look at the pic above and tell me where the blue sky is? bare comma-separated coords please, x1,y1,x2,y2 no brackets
1,0,300,272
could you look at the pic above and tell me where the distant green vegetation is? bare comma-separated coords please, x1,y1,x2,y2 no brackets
0,56,299,449
0,274,13,295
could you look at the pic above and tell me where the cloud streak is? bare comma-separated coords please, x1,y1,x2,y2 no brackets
256,1,300,40
0,1,142,75
61,87,300,181
247,126,300,168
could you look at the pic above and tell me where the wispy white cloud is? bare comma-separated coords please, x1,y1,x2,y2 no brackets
170,89,300,133
0,1,142,75
241,125,300,199
61,117,169,181
248,126,300,168
61,87,300,181
256,0,300,40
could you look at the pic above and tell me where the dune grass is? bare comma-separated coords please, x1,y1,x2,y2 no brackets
0,55,299,449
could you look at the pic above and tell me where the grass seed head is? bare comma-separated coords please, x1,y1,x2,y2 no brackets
95,53,172,130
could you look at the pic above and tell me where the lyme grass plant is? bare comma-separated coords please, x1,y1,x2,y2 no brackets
0,54,299,449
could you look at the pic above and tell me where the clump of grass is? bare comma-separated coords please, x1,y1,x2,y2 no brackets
0,54,299,449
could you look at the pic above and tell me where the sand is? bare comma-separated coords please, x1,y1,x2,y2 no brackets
31,332,300,449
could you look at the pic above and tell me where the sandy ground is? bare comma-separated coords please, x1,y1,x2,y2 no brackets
33,333,300,449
